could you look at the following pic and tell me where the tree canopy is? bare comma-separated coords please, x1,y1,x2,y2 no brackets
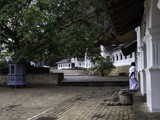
0,0,107,63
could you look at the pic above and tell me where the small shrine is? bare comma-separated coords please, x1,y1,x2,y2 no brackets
8,59,26,87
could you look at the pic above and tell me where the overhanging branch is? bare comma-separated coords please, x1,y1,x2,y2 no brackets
57,10,95,33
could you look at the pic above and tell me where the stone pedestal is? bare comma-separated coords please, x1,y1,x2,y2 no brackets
118,89,133,105
146,68,160,112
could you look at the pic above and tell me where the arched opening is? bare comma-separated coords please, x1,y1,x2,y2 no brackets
11,65,15,74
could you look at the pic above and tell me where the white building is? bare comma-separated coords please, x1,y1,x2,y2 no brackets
56,57,93,70
100,45,135,67
135,0,160,112
103,0,160,112
57,45,135,71
56,58,74,70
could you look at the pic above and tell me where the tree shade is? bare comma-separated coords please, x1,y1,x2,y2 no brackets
0,0,106,63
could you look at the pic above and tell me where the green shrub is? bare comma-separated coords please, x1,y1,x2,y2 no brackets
90,56,115,76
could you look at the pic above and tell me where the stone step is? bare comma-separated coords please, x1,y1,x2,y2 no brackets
59,81,129,86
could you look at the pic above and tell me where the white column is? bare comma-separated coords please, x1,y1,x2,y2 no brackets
140,45,147,95
136,27,147,95
157,0,160,9
84,52,88,68
145,0,160,112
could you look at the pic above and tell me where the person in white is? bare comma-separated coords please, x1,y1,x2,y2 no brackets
129,62,138,91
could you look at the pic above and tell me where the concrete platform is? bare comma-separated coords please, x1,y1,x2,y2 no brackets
60,76,129,86
133,92,160,120
1,75,159,120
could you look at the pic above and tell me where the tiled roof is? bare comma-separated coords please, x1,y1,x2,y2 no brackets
56,58,71,64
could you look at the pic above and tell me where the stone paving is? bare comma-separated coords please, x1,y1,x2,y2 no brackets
0,85,133,120
1,74,160,120
28,86,133,120
133,92,160,120
1,75,159,120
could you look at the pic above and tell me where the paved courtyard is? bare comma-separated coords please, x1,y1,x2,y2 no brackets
0,85,133,120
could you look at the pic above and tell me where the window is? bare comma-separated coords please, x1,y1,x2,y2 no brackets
130,54,132,58
112,56,115,61
120,53,123,60
125,56,127,59
116,54,118,61
107,56,110,59
11,65,15,74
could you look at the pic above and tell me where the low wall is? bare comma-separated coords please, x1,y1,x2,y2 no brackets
0,73,64,85
0,75,8,84
50,68,88,76
108,66,130,76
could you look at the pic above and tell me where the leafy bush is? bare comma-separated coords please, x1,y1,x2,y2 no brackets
90,56,115,76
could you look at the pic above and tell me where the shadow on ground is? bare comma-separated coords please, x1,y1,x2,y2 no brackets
37,117,57,120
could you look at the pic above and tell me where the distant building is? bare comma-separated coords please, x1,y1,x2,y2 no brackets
56,44,135,71
56,57,92,70
100,45,135,67
100,44,135,76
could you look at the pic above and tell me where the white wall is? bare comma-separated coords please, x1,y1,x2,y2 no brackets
74,58,85,68
84,59,93,68
57,63,72,70
138,0,160,112
100,45,112,58
136,27,147,95
112,49,135,67
84,53,93,69
158,0,160,9
57,57,91,69
100,45,135,67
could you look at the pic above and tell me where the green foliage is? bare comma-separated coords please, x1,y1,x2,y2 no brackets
0,0,106,62
0,60,9,74
90,56,115,76
0,60,8,69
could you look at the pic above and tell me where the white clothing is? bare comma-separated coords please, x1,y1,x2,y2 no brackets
129,66,138,90
129,78,138,90
129,66,136,79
